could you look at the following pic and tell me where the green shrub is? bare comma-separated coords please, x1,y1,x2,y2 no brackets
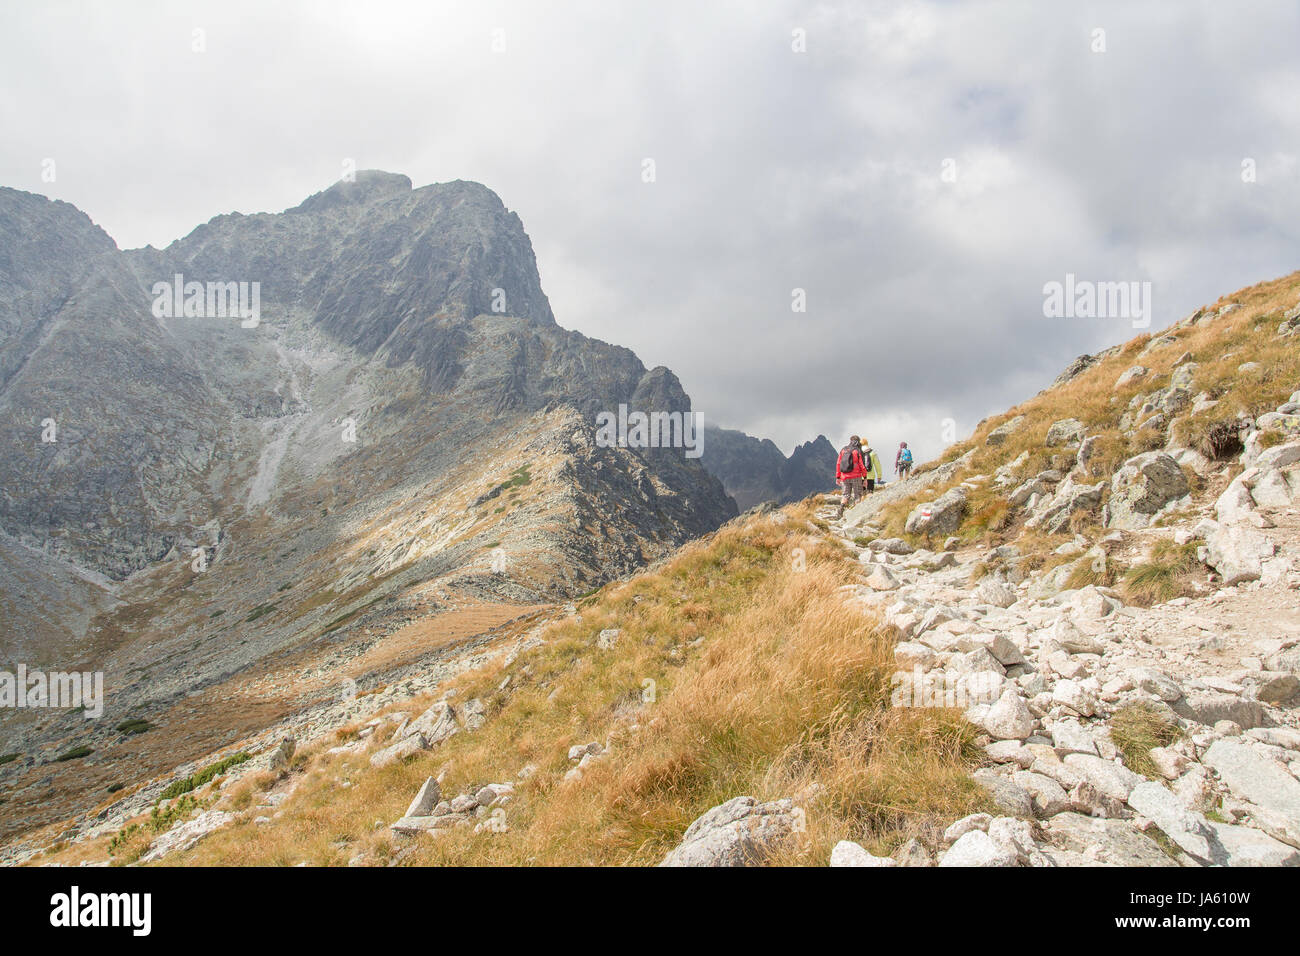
159,751,250,800
55,746,94,762
149,794,200,831
245,603,277,622
108,823,141,855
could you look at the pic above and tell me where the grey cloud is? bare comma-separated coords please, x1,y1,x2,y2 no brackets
2,0,1297,470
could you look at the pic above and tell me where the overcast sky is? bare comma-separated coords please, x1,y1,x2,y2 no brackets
3,0,1298,464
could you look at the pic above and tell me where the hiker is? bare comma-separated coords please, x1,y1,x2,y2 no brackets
896,441,913,479
834,435,868,518
862,439,884,492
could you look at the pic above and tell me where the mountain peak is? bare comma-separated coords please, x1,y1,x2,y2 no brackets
290,169,413,213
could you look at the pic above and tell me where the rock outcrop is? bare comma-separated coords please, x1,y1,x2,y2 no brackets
658,796,803,867
1104,452,1189,529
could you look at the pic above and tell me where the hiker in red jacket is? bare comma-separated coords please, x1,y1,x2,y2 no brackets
834,435,869,518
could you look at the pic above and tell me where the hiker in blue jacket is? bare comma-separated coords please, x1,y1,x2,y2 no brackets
896,441,913,479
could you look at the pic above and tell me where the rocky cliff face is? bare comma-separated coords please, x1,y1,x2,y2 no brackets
701,427,835,511
0,173,736,786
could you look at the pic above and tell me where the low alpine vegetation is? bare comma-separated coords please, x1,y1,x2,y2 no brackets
172,505,986,866
1121,540,1201,607
1109,701,1182,779
159,751,251,801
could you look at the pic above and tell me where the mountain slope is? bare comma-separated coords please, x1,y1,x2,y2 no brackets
15,267,1300,868
0,173,736,842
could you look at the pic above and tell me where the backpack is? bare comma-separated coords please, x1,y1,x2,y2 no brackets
900,448,913,465
838,446,860,474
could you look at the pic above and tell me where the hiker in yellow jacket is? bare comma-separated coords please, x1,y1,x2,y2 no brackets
861,440,884,492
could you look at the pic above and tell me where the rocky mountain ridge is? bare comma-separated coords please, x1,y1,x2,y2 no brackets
0,172,738,841
701,427,836,511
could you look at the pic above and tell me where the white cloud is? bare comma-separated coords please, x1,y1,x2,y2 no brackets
2,0,1298,465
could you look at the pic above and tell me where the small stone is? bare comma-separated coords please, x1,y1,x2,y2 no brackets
987,816,1036,861
943,813,992,844
830,840,896,867
984,740,1033,767
972,769,1036,818
1052,679,1100,717
1062,753,1143,802
1012,770,1070,818
568,741,602,761
893,837,934,867
1128,667,1182,702
865,565,900,591
369,732,428,768
980,689,1035,740
1051,723,1099,757
939,829,1019,867
405,777,441,817
1148,747,1188,780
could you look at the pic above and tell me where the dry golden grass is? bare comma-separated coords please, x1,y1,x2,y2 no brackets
151,504,986,867
872,269,1300,567
1110,701,1182,779
1061,554,1123,590
1120,540,1201,607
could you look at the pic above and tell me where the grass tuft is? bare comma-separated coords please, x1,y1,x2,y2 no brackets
1121,540,1201,607
1110,701,1182,778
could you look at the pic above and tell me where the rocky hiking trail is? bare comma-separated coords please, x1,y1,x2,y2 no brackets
802,433,1300,866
